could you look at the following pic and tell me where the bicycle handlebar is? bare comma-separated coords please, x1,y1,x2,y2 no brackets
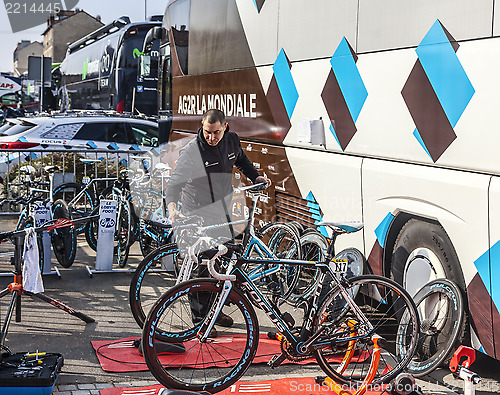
144,219,172,229
234,182,268,193
207,244,236,281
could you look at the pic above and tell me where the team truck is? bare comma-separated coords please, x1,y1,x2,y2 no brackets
151,0,500,364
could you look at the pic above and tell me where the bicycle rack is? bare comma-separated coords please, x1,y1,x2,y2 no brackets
449,345,481,395
316,335,381,395
86,199,136,277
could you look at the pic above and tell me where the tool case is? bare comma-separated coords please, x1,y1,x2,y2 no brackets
0,351,63,394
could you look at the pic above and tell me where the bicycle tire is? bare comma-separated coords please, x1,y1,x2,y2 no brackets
52,182,96,234
288,228,328,304
51,199,77,268
254,222,302,302
313,274,419,386
116,199,132,267
406,279,465,377
84,206,99,251
129,243,182,329
142,278,259,392
139,191,169,257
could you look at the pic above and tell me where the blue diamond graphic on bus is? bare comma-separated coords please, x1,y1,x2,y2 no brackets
321,37,367,150
272,49,298,120
305,191,328,238
402,20,475,162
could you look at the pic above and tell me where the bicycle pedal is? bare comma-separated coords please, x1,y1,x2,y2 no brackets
267,353,287,369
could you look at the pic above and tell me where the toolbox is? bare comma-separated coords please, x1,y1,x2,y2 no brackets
0,352,63,394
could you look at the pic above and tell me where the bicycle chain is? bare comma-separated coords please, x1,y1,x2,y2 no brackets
280,336,312,362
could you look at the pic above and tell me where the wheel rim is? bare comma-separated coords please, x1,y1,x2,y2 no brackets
403,248,446,297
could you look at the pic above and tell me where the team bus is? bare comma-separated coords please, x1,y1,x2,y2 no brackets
153,0,500,364
57,16,161,115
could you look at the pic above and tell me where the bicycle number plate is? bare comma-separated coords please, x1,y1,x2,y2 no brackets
330,258,348,273
82,177,91,185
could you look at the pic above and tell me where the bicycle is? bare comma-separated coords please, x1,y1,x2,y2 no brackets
12,165,77,268
128,182,304,330
52,158,119,234
133,162,173,257
141,226,420,393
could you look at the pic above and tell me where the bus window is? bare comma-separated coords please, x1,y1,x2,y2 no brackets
128,123,159,147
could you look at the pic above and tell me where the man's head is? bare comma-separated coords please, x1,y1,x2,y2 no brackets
201,109,227,146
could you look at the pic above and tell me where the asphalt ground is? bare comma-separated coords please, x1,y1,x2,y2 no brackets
0,216,499,394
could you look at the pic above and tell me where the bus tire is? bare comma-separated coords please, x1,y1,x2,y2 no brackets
391,219,466,296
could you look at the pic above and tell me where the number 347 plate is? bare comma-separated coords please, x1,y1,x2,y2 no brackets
329,258,348,273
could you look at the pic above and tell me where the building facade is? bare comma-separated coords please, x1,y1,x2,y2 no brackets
42,10,103,64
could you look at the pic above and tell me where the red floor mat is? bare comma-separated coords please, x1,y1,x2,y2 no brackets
92,334,368,373
100,377,390,395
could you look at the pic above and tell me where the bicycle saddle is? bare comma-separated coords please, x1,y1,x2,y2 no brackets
317,221,363,233
44,165,60,174
19,165,36,174
155,163,171,171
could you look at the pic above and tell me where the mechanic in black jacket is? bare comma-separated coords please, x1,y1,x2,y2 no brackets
165,109,270,330
166,109,269,223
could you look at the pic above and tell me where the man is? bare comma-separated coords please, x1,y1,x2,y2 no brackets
166,109,269,223
165,109,270,329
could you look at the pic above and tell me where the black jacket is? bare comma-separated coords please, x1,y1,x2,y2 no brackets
165,126,260,220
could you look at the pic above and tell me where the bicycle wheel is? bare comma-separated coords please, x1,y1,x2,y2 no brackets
313,275,419,386
52,182,96,234
288,228,328,304
319,248,365,305
139,191,169,257
253,222,302,301
51,199,77,268
84,206,99,251
129,243,181,329
116,199,131,268
406,279,465,377
142,278,259,392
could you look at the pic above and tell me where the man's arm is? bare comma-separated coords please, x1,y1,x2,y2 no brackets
234,139,271,186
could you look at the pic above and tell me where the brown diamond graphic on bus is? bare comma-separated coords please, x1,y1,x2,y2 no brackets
321,38,367,151
402,20,474,162
252,0,266,12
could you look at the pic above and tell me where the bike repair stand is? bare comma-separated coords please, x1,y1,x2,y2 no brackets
86,200,135,277
449,345,481,395
0,220,95,357
316,335,381,395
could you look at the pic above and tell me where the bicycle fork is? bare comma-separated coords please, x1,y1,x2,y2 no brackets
197,280,233,342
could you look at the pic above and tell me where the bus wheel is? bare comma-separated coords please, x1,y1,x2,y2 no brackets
391,218,465,298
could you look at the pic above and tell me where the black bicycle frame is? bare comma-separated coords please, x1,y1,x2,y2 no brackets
228,256,370,355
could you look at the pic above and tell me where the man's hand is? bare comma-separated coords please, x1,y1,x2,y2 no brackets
167,202,185,222
255,175,271,188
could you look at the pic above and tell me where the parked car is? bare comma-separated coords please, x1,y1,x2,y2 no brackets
0,111,159,151
0,111,160,177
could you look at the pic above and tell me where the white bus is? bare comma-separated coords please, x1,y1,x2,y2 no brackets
156,0,500,362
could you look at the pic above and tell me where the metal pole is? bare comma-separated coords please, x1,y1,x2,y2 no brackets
40,55,44,112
